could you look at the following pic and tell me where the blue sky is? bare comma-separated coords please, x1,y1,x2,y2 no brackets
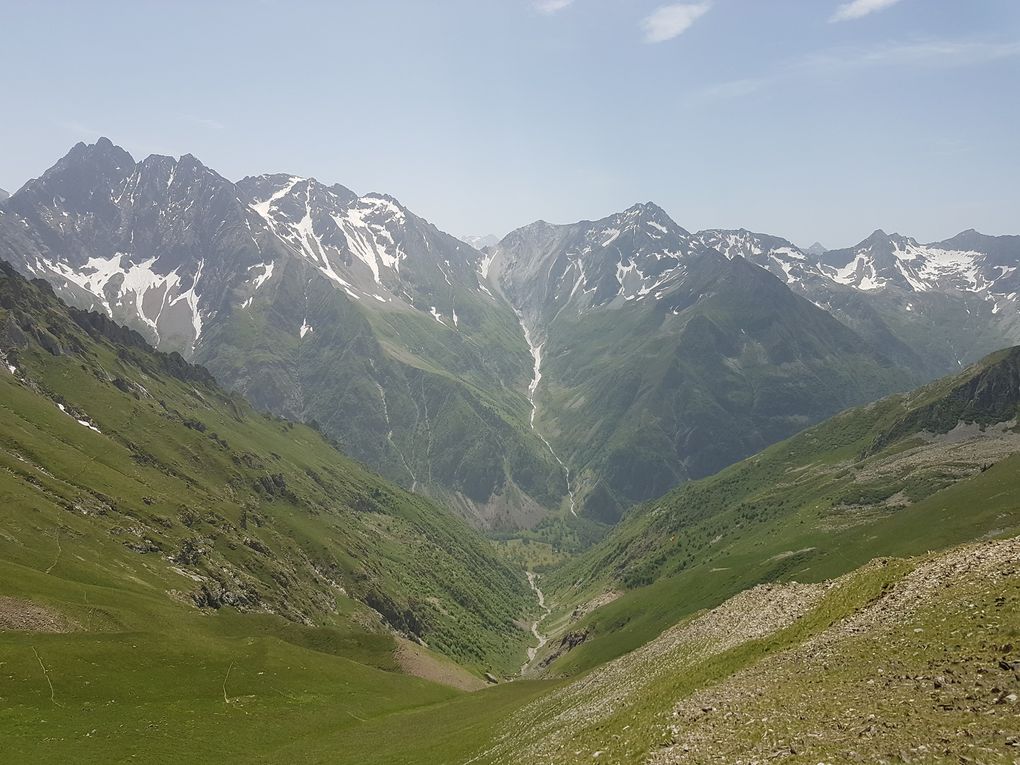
2,0,1018,247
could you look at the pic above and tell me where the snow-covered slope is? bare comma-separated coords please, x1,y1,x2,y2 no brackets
0,139,565,529
237,174,490,325
817,229,1020,304
0,138,283,352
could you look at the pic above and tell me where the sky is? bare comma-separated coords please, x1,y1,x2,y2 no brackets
1,0,1019,248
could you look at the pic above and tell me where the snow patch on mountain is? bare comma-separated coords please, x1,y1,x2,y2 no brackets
249,261,275,290
47,252,204,345
494,205,1020,329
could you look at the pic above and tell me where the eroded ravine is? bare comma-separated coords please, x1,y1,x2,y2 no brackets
517,314,578,517
521,571,551,674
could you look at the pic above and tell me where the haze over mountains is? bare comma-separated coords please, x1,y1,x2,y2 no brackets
3,139,1020,764
5,0,1019,759
462,234,500,250
3,249,1018,763
3,139,1020,528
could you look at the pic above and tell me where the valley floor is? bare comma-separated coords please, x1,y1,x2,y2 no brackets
3,535,1018,763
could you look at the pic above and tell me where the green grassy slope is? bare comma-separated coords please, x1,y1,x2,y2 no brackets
197,257,567,529
0,261,533,674
0,260,573,762
478,536,1020,764
539,346,1020,674
536,253,911,523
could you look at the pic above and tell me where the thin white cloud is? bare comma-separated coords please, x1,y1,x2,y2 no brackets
179,114,225,131
809,38,1020,68
641,3,711,43
534,0,573,14
693,38,1020,101
831,0,904,22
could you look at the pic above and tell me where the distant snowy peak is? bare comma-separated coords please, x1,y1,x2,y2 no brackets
238,173,487,323
579,203,702,303
462,234,500,250
818,229,1020,297
0,139,278,352
0,188,9,202
694,229,817,285
599,201,692,245
491,202,712,316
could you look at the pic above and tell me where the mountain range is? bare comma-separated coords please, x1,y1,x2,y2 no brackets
0,260,531,673
487,205,1020,519
3,139,1020,528
3,254,1017,761
0,139,564,529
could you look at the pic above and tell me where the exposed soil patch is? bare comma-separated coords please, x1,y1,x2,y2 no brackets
0,595,78,632
394,637,486,692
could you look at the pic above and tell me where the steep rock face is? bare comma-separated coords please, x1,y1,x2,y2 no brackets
0,138,285,354
0,139,565,529
4,140,1019,529
488,205,911,521
697,227,1020,377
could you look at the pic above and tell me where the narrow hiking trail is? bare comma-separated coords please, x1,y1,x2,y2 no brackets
521,571,552,674
517,315,578,517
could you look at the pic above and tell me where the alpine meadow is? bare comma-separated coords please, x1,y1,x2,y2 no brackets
2,1,1019,763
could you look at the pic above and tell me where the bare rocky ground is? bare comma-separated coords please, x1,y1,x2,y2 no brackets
481,581,832,763
857,423,1020,484
0,595,78,632
476,537,1020,764
652,537,1020,764
392,637,487,691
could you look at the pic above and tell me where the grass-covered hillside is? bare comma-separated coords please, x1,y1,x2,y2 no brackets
478,536,1020,763
537,346,1020,675
197,255,567,530
533,251,912,523
5,251,1020,763
0,260,533,676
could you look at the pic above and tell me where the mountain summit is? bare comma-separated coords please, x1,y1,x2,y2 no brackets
0,139,567,528
485,204,912,520
3,140,1020,527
